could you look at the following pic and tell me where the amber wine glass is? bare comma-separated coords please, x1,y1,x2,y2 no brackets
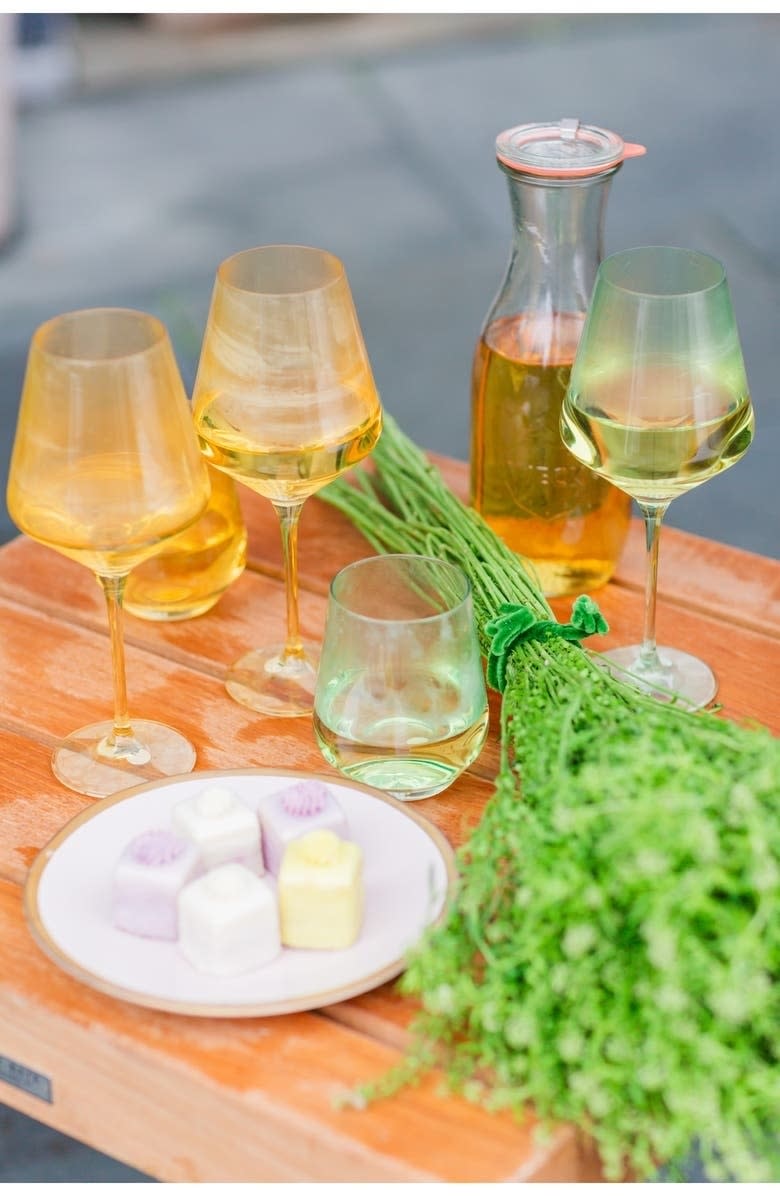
192,245,383,717
561,246,754,708
6,308,211,797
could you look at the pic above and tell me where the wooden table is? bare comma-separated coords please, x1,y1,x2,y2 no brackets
0,455,777,1182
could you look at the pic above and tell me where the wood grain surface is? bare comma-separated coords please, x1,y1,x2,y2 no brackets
0,454,777,1181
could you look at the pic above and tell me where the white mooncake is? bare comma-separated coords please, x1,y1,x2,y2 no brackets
278,829,363,950
172,784,263,874
177,863,281,976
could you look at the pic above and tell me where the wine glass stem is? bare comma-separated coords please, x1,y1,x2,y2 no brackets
98,574,150,763
638,501,670,673
273,500,306,662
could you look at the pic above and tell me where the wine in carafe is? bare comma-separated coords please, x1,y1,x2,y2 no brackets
471,311,630,593
470,119,645,596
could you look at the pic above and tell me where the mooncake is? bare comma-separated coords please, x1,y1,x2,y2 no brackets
172,784,263,874
112,828,201,941
278,829,363,950
177,863,281,976
259,779,349,875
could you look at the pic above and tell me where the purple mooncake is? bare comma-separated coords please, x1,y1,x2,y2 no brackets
112,828,202,941
259,780,349,875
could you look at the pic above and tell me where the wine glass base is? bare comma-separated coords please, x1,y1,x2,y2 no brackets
52,720,197,799
599,645,718,710
226,642,320,717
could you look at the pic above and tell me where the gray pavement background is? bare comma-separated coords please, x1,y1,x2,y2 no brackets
1,13,779,560
0,12,777,1183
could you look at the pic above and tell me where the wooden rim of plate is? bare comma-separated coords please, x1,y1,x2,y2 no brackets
24,767,459,1018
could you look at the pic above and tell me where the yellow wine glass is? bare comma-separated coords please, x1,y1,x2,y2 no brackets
192,244,383,717
6,308,211,796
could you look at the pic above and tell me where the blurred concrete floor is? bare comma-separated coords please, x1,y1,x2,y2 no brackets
0,11,777,1183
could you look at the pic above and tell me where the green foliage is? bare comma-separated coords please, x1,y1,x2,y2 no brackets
401,650,779,1180
322,415,780,1181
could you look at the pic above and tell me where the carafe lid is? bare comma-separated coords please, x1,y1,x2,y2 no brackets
496,118,646,178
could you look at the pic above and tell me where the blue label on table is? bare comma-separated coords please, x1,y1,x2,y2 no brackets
0,1054,52,1103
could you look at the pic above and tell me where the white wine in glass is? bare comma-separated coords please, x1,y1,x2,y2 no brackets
561,246,754,708
6,308,211,796
314,555,489,801
192,244,383,717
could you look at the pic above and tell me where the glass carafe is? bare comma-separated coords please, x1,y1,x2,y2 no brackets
470,119,646,596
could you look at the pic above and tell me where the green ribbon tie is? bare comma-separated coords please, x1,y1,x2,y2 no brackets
485,595,609,692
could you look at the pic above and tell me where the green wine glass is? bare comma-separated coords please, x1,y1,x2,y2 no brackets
313,554,489,801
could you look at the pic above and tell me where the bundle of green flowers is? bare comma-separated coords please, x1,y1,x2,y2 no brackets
322,415,779,1182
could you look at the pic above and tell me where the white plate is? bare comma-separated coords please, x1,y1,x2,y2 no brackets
24,768,456,1017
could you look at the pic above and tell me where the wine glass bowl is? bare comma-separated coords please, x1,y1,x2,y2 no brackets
6,308,211,796
313,554,489,801
561,246,754,707
192,244,383,717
